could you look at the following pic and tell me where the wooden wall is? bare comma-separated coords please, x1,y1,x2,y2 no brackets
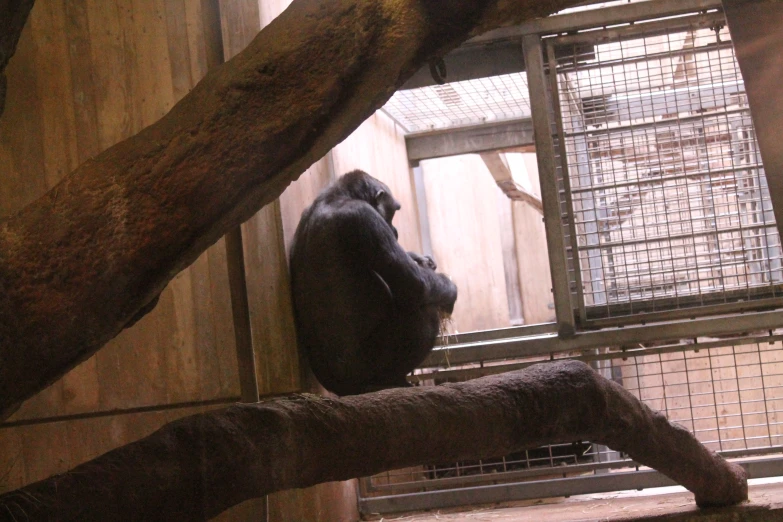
0,0,242,498
419,152,555,333
0,0,417,520
507,153,555,325
420,155,511,333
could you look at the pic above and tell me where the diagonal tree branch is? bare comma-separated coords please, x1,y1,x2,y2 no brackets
0,0,587,420
0,362,747,521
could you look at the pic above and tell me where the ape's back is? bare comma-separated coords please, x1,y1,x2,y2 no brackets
289,171,457,395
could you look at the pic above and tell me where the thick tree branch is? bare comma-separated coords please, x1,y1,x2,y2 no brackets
0,362,747,521
0,0,586,420
0,0,35,117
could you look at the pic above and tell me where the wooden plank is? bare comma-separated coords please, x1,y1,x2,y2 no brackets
31,0,79,188
207,237,242,397
18,422,70,485
497,192,525,325
241,203,301,395
166,271,203,403
85,0,135,151
218,0,259,58
64,0,102,162
0,3,47,218
164,0,194,101
511,153,556,325
0,426,25,492
130,0,175,125
190,253,223,401
278,158,332,250
421,155,511,333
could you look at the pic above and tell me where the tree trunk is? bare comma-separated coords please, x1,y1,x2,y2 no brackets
0,362,747,521
0,0,587,421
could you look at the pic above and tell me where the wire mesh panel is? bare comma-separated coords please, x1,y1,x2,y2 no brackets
361,336,783,501
549,16,783,324
382,73,532,133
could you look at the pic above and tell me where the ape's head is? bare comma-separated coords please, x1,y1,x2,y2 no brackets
339,170,401,238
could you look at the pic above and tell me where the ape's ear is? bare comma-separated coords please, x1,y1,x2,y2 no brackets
375,189,387,202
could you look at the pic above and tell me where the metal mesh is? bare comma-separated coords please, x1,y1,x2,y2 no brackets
362,336,783,497
551,23,783,321
382,73,532,133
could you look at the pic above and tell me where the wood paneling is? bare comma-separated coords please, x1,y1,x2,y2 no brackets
0,0,411,518
0,0,241,498
510,153,555,325
421,154,511,333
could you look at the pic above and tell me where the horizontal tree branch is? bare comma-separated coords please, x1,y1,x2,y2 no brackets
0,0,587,420
0,362,747,521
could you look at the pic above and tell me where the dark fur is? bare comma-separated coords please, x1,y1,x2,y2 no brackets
290,170,458,395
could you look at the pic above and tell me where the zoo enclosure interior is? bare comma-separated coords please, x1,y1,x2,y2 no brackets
361,0,783,515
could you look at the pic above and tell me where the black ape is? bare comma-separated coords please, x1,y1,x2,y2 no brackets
289,170,458,395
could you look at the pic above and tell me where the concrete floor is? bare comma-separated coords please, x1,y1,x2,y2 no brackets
368,479,783,521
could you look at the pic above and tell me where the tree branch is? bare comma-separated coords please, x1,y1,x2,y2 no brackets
0,362,747,521
0,0,587,420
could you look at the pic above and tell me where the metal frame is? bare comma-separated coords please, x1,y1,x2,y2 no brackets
362,0,783,514
423,309,783,369
524,34,577,337
360,457,783,515
405,118,534,164
537,7,782,329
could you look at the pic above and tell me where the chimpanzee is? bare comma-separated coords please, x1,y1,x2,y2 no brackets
289,170,458,395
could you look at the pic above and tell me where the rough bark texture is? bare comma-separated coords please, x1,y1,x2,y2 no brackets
0,362,748,521
0,0,586,421
0,0,35,118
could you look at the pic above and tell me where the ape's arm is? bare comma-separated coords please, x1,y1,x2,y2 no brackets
340,204,456,310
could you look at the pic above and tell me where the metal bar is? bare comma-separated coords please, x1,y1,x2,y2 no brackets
569,162,764,196
581,296,783,328
472,0,723,43
415,334,783,383
562,105,748,141
437,323,557,346
422,309,783,367
405,118,534,163
359,457,783,515
524,34,576,337
366,460,637,494
366,444,783,494
551,10,726,47
547,40,591,323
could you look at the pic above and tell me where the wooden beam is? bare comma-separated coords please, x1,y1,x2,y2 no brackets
406,118,534,163
480,151,543,212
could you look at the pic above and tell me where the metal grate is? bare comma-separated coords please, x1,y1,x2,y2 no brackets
382,73,532,133
549,19,783,323
362,336,783,500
